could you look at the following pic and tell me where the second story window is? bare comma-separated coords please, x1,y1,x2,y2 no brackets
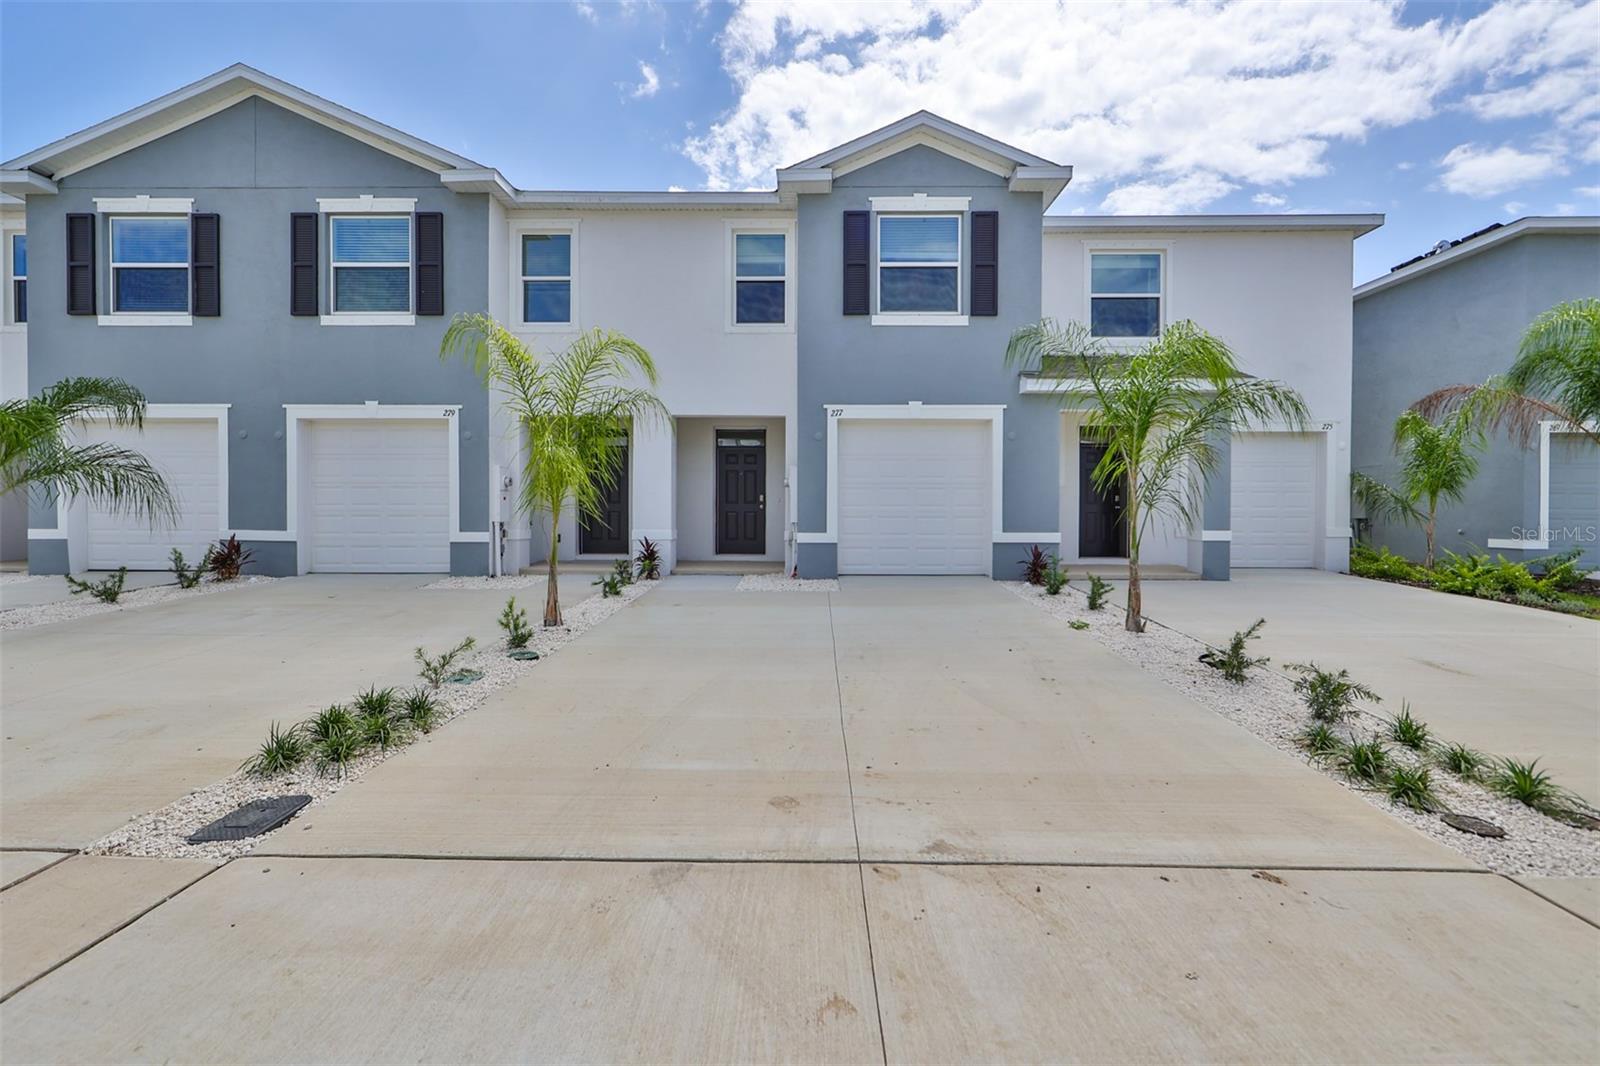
330,215,411,313
111,216,189,313
734,233,786,324
522,233,572,324
9,234,23,324
1090,252,1162,338
878,215,960,314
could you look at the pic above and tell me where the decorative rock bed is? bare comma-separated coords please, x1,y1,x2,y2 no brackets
736,573,839,592
423,574,549,590
1011,580,1599,878
0,576,276,631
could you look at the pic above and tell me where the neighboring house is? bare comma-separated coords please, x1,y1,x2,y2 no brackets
1,65,1379,580
1353,217,1600,569
0,193,25,563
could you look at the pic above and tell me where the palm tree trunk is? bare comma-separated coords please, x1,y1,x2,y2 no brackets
544,508,563,627
1123,472,1144,633
1423,505,1437,569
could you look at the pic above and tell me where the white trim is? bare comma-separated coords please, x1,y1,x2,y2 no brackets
724,218,796,334
1198,530,1232,542
230,529,296,542
1487,538,1548,551
326,213,413,317
93,195,193,215
994,531,1060,543
871,313,969,327
28,528,68,540
1047,213,1384,236
509,218,580,331
317,195,418,214
318,313,415,327
1086,245,1167,342
869,194,970,213
1354,216,1598,298
2,223,23,332
784,111,1057,173
97,314,192,327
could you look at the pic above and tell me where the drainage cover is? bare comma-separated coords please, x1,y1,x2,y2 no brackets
507,650,540,661
1440,813,1505,838
445,668,485,684
187,795,312,843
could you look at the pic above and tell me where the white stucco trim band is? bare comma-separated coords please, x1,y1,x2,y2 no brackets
1485,420,1596,552
316,195,418,214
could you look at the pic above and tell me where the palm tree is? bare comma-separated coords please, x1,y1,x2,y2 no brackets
1414,298,1600,446
442,315,666,627
1006,320,1309,633
1352,407,1484,567
0,376,175,525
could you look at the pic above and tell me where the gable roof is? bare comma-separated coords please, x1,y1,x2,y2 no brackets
1353,216,1600,299
1,63,492,194
776,111,1073,206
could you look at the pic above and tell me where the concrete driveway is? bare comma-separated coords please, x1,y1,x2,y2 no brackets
0,575,556,849
1121,569,1600,801
2,578,1594,1061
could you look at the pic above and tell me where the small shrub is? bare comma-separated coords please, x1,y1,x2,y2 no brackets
304,704,355,744
1299,722,1345,761
1198,618,1269,684
1085,574,1111,611
1288,662,1380,723
401,687,442,733
634,536,662,580
1386,763,1440,812
65,567,128,603
351,685,397,718
611,558,635,587
1335,737,1391,784
1512,590,1595,616
499,596,533,649
1350,544,1432,584
1042,558,1068,596
1435,742,1489,781
1526,546,1585,591
1068,619,1090,631
1488,758,1598,825
415,637,477,687
241,722,307,776
1019,545,1049,586
593,572,623,598
1387,702,1430,751
205,534,253,581
170,548,207,589
314,729,366,775
358,710,409,751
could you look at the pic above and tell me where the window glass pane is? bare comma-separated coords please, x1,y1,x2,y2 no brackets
111,218,188,264
879,216,958,263
524,280,571,322
1091,253,1161,294
735,280,784,323
334,266,410,312
522,234,571,277
11,235,24,276
879,266,958,312
331,217,411,263
735,233,785,277
1091,296,1160,337
115,267,188,312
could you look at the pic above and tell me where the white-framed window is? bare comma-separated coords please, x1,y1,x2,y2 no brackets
1089,251,1163,339
877,214,961,315
329,215,412,314
110,216,190,314
8,233,23,325
521,232,572,324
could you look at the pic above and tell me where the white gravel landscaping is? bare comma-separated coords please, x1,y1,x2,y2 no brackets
1010,580,1599,878
0,573,44,586
736,573,839,592
89,580,655,861
423,574,549,590
0,575,277,631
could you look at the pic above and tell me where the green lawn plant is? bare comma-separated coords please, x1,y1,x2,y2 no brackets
1435,742,1489,781
352,686,397,717
401,687,442,733
1042,557,1068,596
1386,763,1440,812
65,567,128,604
241,722,308,777
1197,617,1269,684
1085,574,1111,611
1488,758,1599,826
1288,663,1380,723
170,548,207,589
1387,702,1430,751
1336,737,1391,785
415,637,477,688
499,596,534,649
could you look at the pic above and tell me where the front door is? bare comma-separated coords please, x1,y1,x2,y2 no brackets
1079,442,1127,557
579,444,629,555
716,431,766,554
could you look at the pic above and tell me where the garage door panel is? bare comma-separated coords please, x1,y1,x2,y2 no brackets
1548,434,1599,568
306,421,450,573
1231,433,1318,568
84,420,220,571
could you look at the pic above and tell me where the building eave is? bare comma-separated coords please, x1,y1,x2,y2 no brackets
1353,216,1600,300
1045,213,1384,236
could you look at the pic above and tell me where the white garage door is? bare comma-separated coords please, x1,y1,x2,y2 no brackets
85,419,220,570
1231,432,1318,567
306,420,451,573
837,420,990,575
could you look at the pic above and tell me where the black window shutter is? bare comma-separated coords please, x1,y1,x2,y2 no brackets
191,213,221,317
66,213,95,315
290,213,317,316
414,211,444,316
971,211,998,317
842,210,870,315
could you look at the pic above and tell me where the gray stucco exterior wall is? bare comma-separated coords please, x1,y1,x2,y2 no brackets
1352,232,1599,565
793,145,1054,577
24,98,491,574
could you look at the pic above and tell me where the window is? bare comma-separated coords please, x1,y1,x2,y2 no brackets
522,233,572,324
733,233,785,324
9,234,23,324
330,215,411,313
878,215,960,314
110,216,189,313
1090,252,1162,338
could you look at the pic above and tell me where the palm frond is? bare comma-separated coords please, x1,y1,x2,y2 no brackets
1351,471,1423,526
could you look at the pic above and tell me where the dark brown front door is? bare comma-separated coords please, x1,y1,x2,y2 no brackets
717,432,766,554
1079,442,1127,557
579,445,629,555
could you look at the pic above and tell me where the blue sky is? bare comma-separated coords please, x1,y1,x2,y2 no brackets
3,1,1596,284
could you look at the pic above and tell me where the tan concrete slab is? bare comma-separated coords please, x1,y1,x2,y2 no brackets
1518,876,1600,926
0,858,882,1063
1118,570,1600,800
275,582,858,859
0,855,214,998
0,575,547,849
832,579,1468,868
865,863,1600,1063
0,851,69,890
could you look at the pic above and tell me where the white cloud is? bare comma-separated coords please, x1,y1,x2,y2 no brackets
1395,161,1415,171
1437,142,1566,197
1252,192,1289,208
573,1,597,23
685,0,1600,210
630,61,661,99
1554,202,1578,215
1576,185,1600,199
1099,173,1237,214
1503,200,1526,215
